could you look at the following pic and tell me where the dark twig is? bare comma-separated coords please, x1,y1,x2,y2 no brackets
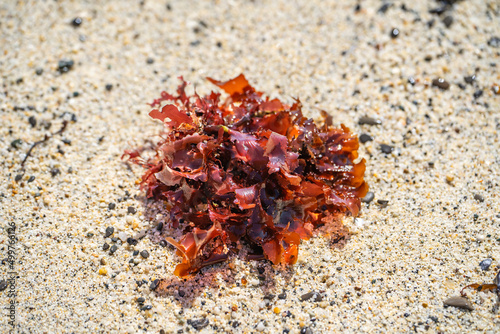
21,120,68,167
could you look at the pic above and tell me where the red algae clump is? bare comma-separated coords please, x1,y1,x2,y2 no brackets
125,74,368,277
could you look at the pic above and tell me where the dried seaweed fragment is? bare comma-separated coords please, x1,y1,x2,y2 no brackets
126,74,369,277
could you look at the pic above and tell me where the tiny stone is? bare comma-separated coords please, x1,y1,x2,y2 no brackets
140,250,149,259
473,194,485,202
102,243,110,251
408,77,416,85
140,305,152,311
105,226,114,238
28,116,36,127
188,318,209,330
178,289,185,297
0,280,7,291
14,174,23,182
358,116,381,126
300,291,320,302
361,191,375,203
443,296,474,311
150,279,160,290
35,68,43,75
390,28,399,38
71,17,82,27
432,78,450,90
11,139,22,149
378,3,390,14
442,16,453,28
58,59,74,73
118,232,128,242
380,144,394,154
146,57,154,64
479,258,492,271
50,168,61,177
137,297,145,304
105,83,113,91
127,206,137,214
100,258,106,265
278,292,287,299
127,237,138,246
487,37,500,48
159,240,168,247
28,176,35,183
109,245,118,254
473,90,483,99
301,328,313,334
359,133,373,144
133,250,139,256
377,199,389,206
108,203,116,210
464,75,476,84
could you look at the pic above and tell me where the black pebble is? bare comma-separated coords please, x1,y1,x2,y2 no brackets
108,203,116,210
105,83,113,91
73,91,79,97
102,243,110,251
133,250,139,256
361,191,375,203
35,68,43,76
137,297,145,304
28,116,37,128
156,222,163,231
27,176,35,183
140,250,149,259
408,77,416,85
278,292,287,299
11,139,22,149
429,6,448,15
300,291,321,302
479,259,492,271
146,57,154,64
150,279,160,290
358,116,381,126
105,226,114,238
127,238,138,246
473,90,483,99
390,28,399,38
378,3,390,13
377,199,389,206
50,168,61,177
109,245,118,254
159,240,168,247
301,327,313,334
442,16,453,28
187,318,209,330
178,289,185,297
0,280,7,291
58,59,74,73
487,37,500,48
432,78,450,90
140,305,152,311
473,194,485,202
380,144,394,154
71,17,83,27
127,206,137,214
14,174,23,182
464,75,476,84
359,133,373,144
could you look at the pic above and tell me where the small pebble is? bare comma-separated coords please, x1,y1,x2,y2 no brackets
14,174,23,182
118,232,129,242
377,199,389,207
133,250,139,256
109,245,118,254
105,83,113,91
256,322,265,331
390,28,399,38
146,57,154,64
358,116,381,126
108,203,116,210
140,305,152,311
137,297,145,304
159,240,168,247
301,328,313,334
104,226,114,238
487,37,500,48
150,279,160,290
127,238,138,246
479,258,492,271
98,267,107,275
408,77,416,85
361,191,375,203
71,17,83,27
102,243,110,251
188,318,209,330
378,3,390,13
28,176,36,183
473,90,483,99
0,280,7,291
178,289,185,297
100,258,106,265
300,291,321,302
278,292,287,299
58,59,74,73
432,78,450,90
473,194,484,202
35,68,43,76
380,144,394,154
127,206,137,214
359,133,373,144
140,250,149,259
442,16,453,28
28,116,36,127
464,75,476,84
443,296,474,311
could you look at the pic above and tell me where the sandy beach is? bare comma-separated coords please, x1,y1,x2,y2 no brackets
1,0,499,332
